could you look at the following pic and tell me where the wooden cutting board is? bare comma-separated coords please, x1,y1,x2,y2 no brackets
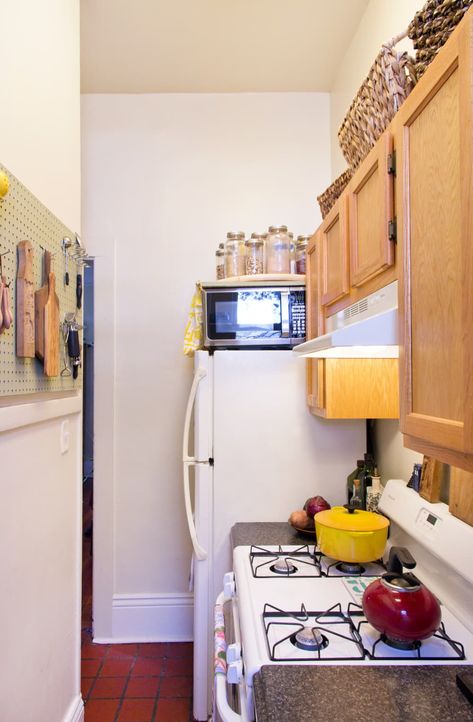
34,250,51,360
449,467,473,526
419,455,446,502
16,240,35,357
43,271,59,377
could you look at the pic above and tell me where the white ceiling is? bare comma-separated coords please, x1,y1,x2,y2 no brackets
80,0,369,93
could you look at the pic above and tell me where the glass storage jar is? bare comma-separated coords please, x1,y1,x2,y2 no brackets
245,233,266,275
216,248,225,279
266,225,290,274
289,232,296,274
295,235,310,274
225,231,246,277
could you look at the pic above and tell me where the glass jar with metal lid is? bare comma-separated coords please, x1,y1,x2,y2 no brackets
215,248,225,279
295,235,310,274
224,231,246,278
245,233,266,275
266,225,290,274
288,232,296,274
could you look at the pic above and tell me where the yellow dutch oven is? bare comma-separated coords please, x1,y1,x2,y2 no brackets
314,505,389,563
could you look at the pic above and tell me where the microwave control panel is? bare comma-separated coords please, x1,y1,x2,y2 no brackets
290,290,306,338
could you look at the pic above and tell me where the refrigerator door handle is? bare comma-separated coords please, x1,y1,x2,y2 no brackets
183,366,208,561
183,461,207,560
183,366,207,463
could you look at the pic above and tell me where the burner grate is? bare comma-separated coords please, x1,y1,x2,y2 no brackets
347,604,466,661
249,544,322,578
263,602,366,662
323,557,385,577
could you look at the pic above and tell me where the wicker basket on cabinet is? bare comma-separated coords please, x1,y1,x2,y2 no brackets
408,0,473,77
316,169,353,220
338,32,417,171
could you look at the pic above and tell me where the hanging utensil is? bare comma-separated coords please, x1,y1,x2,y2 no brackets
16,240,35,357
1,275,13,330
63,313,83,380
35,250,52,360
62,236,72,286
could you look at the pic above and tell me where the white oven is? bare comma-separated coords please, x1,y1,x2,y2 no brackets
213,480,473,722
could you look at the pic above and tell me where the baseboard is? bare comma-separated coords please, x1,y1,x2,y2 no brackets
62,694,84,722
94,592,193,643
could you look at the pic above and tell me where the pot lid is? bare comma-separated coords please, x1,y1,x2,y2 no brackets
314,506,390,532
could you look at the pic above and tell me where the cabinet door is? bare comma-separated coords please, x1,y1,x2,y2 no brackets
395,11,473,456
306,232,325,413
320,196,349,307
348,132,395,287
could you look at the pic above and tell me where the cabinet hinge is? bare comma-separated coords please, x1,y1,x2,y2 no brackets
388,218,397,243
387,151,396,176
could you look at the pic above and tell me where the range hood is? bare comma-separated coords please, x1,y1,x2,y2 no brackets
294,281,399,359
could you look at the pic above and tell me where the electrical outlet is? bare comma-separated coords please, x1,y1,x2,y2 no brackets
60,419,70,454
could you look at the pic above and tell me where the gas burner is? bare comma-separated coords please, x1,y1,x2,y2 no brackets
291,627,329,652
321,555,385,577
263,602,365,662
270,558,297,575
336,562,366,575
382,635,421,651
249,544,322,578
347,605,467,661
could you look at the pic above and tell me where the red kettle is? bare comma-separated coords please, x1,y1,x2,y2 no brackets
362,546,441,644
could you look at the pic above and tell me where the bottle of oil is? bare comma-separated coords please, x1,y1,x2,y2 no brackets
347,460,364,506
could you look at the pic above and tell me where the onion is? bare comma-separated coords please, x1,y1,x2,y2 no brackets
303,496,331,518
289,510,313,530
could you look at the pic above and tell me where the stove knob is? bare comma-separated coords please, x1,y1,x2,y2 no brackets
226,642,241,663
227,659,243,684
223,572,235,598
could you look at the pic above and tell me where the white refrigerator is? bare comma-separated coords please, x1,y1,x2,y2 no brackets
183,350,365,722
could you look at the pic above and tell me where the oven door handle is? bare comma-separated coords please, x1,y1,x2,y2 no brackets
214,592,250,722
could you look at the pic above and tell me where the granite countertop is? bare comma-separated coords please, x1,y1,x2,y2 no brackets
231,521,311,548
253,665,473,722
231,523,473,722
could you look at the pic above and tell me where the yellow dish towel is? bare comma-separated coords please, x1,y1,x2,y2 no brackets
183,284,203,356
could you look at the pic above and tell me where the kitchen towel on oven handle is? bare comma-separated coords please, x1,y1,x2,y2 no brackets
213,592,249,722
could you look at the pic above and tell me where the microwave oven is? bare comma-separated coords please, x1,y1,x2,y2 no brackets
201,280,306,349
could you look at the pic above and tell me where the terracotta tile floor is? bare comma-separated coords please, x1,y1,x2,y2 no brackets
81,634,194,722
81,480,194,722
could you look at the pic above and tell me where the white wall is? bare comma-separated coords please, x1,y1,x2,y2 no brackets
0,398,83,722
0,0,81,231
0,2,82,721
330,0,424,179
81,92,331,639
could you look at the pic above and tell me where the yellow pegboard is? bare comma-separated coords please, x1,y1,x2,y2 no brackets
0,163,84,395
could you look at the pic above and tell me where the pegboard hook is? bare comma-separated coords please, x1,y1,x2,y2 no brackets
0,249,11,277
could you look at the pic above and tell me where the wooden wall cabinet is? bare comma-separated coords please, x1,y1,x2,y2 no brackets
394,9,473,471
320,195,350,307
347,132,395,288
306,233,399,420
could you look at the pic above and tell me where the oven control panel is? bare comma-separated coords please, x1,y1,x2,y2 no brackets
416,508,442,536
380,479,473,585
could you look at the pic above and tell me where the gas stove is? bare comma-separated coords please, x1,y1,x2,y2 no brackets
215,480,473,722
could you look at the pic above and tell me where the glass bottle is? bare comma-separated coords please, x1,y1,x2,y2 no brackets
347,460,364,507
366,467,382,512
295,235,310,275
224,232,246,278
245,233,265,275
266,225,290,274
216,248,225,279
